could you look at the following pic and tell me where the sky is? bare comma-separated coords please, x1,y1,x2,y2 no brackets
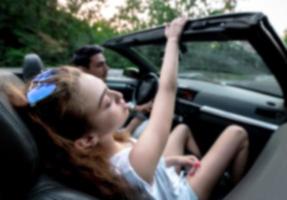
236,0,287,36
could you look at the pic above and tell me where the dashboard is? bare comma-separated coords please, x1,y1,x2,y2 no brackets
107,70,285,132
177,79,285,131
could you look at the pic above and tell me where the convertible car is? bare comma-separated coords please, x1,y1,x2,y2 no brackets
0,12,287,200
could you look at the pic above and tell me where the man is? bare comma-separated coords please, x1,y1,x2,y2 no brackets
71,45,109,81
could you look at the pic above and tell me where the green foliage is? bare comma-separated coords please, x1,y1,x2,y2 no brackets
284,31,287,46
0,0,100,67
147,0,179,27
111,0,238,32
133,40,269,82
0,0,239,67
2,48,28,66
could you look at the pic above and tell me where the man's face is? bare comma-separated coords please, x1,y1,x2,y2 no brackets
85,53,109,81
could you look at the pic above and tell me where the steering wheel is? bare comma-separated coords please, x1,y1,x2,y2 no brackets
132,72,159,105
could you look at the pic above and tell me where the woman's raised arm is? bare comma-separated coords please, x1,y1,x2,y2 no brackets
129,17,188,183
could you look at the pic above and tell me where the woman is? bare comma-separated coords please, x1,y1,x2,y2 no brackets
6,17,248,200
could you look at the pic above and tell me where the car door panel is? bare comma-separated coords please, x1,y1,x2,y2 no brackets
224,123,287,200
175,90,276,168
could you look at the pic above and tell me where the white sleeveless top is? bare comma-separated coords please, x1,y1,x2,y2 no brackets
110,146,198,200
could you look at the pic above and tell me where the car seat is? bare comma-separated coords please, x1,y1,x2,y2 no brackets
22,53,45,82
0,91,100,200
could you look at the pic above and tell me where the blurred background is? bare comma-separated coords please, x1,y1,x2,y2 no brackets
0,0,286,68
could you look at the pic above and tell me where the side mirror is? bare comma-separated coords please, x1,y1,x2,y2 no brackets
123,67,140,79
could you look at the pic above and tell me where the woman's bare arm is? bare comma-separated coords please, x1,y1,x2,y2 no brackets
129,17,188,183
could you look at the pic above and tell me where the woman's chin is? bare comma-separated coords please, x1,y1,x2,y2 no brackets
119,113,129,128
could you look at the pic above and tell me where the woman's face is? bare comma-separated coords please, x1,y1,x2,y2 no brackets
77,73,129,135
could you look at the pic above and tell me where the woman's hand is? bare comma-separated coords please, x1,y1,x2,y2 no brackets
165,155,201,175
165,16,188,41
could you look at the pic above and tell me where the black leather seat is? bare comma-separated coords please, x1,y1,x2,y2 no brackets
27,176,99,200
0,93,99,200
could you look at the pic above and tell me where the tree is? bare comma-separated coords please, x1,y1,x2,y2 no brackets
284,29,287,45
58,0,108,22
110,0,238,32
0,0,97,66
0,0,239,67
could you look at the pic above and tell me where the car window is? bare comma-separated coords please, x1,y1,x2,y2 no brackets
132,40,282,97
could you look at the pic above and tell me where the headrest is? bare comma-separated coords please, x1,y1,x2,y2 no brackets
0,93,39,199
22,53,45,82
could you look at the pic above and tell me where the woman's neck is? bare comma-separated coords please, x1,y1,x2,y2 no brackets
98,133,128,157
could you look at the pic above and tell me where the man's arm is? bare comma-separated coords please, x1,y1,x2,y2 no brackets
123,101,152,135
123,115,146,135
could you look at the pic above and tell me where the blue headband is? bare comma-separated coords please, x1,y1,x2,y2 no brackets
27,69,57,107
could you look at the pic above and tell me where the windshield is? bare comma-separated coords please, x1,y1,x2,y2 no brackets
133,40,282,97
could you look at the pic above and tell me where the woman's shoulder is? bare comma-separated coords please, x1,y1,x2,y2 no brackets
110,138,136,166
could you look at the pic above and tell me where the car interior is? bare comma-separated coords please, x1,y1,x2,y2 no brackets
103,12,287,199
1,12,287,200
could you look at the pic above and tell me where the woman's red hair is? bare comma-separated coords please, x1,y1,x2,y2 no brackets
4,67,143,200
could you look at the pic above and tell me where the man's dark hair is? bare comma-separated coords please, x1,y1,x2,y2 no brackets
71,45,103,68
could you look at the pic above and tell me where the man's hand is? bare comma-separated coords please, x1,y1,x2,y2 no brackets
136,100,153,113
